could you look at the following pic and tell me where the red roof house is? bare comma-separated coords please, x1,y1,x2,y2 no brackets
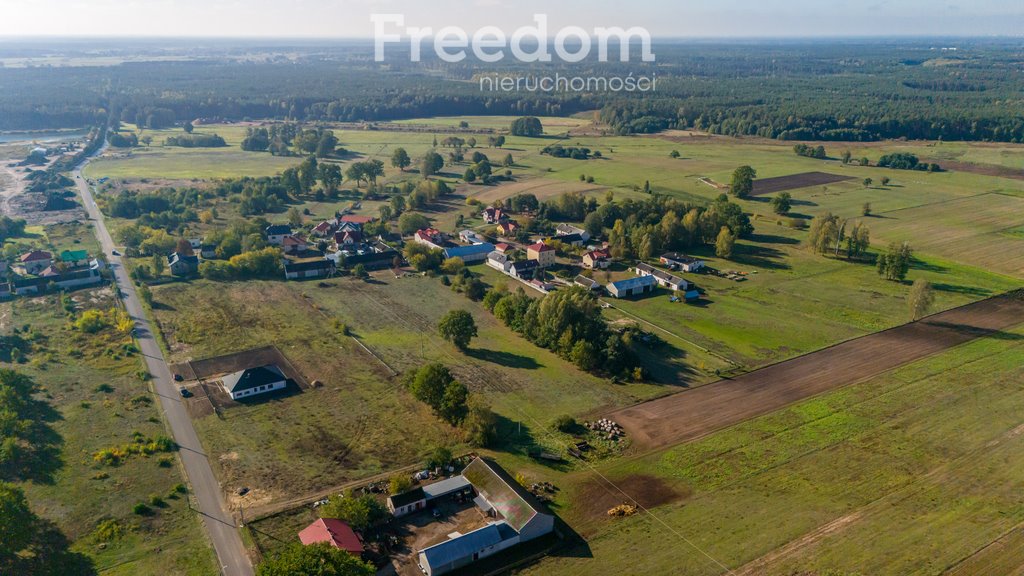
298,518,363,555
20,250,52,263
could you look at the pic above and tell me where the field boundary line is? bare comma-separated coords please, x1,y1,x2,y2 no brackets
599,298,741,368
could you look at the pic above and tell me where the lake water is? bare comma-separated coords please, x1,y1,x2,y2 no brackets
0,129,90,144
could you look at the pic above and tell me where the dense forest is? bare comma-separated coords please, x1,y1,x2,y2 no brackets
1,39,1022,142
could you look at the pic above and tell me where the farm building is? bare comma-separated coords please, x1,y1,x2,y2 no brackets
526,242,556,268
660,253,705,273
413,458,555,576
284,259,335,280
59,249,90,267
266,224,293,245
555,223,590,242
574,275,602,292
11,276,49,295
387,487,427,517
298,518,363,556
418,522,520,576
606,275,657,298
635,263,689,291
459,230,486,244
444,243,496,263
494,242,511,254
582,249,610,270
199,245,217,259
461,458,554,542
167,252,199,276
551,233,584,246
221,364,287,400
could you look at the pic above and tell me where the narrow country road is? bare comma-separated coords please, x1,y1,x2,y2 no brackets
73,149,254,576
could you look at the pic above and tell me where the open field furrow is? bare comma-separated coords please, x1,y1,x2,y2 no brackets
610,290,1024,452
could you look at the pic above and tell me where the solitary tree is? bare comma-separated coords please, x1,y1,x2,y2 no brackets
863,177,873,187
183,121,193,134
881,176,891,186
420,151,444,178
877,241,913,281
862,202,873,217
438,309,477,350
729,165,756,198
908,278,935,320
771,191,792,215
391,147,411,171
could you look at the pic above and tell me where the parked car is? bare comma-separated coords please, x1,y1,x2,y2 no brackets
178,387,192,398
173,373,184,381
111,249,120,256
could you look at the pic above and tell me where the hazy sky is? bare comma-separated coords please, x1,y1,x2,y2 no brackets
0,0,1022,38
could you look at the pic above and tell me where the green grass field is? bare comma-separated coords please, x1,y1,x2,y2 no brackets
1,291,216,576
519,321,1024,575
148,275,676,507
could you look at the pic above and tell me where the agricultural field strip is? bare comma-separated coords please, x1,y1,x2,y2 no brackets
599,299,741,368
339,279,741,575
945,518,1024,575
732,338,1024,573
610,291,1024,452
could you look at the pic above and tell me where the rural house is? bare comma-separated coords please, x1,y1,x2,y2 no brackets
298,518,363,556
635,263,689,291
660,253,705,273
444,243,495,264
19,250,52,275
266,224,293,245
387,487,427,517
606,275,657,298
526,242,556,268
281,235,308,255
414,228,448,250
495,220,519,237
509,259,539,280
481,206,506,224
582,249,610,270
221,364,287,400
311,221,335,237
487,251,511,273
167,252,199,276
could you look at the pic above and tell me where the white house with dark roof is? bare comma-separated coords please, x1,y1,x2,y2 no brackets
221,365,287,400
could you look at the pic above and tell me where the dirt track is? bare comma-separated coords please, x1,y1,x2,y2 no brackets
612,291,1024,452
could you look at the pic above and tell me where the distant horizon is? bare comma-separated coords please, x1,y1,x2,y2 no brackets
0,34,1021,42
0,0,1021,39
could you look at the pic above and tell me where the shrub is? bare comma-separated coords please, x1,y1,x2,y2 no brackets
553,414,578,433
132,503,151,515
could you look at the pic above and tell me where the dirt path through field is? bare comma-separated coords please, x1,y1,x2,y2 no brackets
611,290,1024,452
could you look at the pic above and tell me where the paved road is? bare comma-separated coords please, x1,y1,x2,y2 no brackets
73,155,254,576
